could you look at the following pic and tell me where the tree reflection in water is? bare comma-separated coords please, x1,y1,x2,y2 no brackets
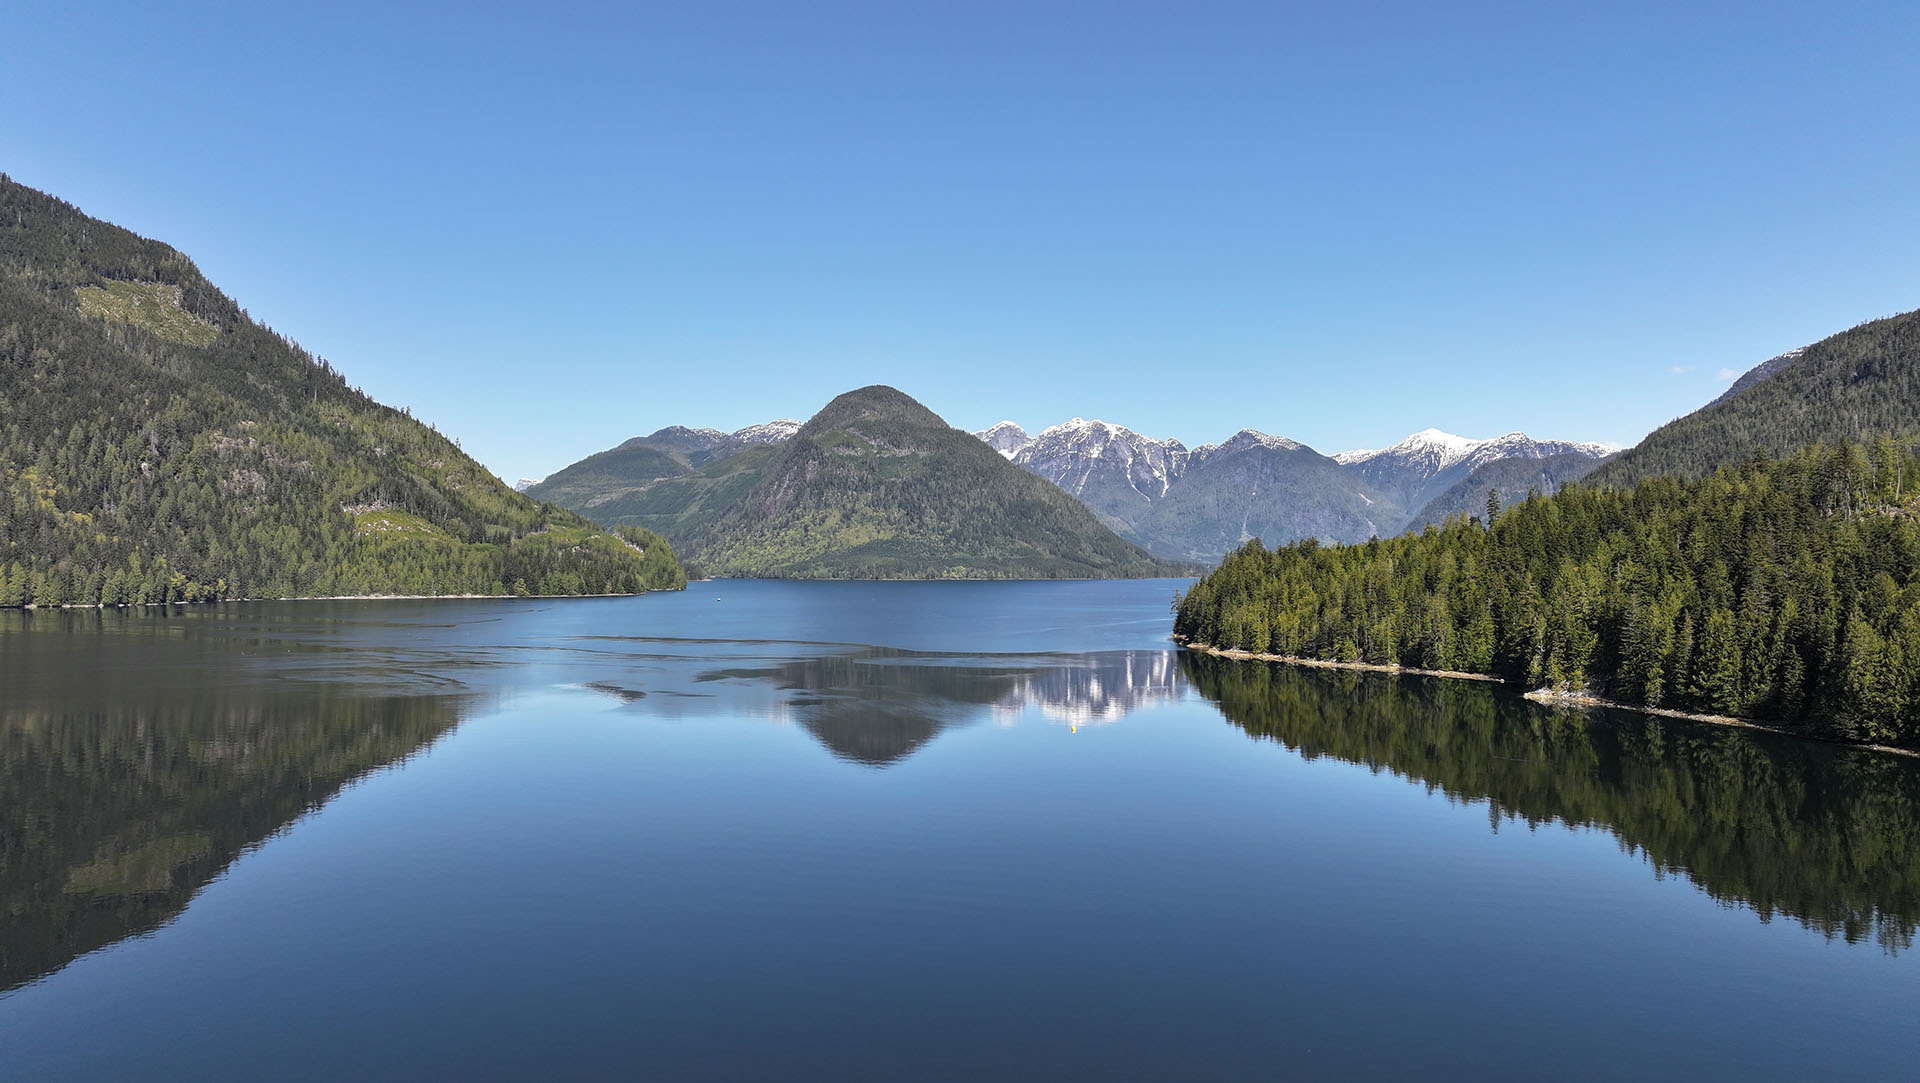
1182,651,1920,953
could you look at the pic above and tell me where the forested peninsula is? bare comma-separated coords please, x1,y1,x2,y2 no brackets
0,176,685,604
1173,440,1920,747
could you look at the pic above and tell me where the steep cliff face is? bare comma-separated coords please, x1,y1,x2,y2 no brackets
973,421,1034,458
1007,419,1191,539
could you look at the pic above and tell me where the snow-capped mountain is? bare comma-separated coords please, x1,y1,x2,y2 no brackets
1335,428,1616,514
1336,428,1615,472
1136,432,1394,559
731,419,803,444
982,420,1392,560
984,418,1193,548
973,421,1034,458
989,416,1618,560
1333,428,1479,470
1191,429,1305,467
1458,432,1617,472
513,477,543,492
1012,419,1190,507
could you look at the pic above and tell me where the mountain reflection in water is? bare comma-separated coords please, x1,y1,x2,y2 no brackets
585,647,1184,765
0,627,1186,992
7,589,1920,1023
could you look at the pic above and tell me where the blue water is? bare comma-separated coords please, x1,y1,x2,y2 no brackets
1,580,1915,1079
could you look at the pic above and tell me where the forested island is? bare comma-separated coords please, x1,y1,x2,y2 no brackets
1174,439,1920,747
0,176,684,604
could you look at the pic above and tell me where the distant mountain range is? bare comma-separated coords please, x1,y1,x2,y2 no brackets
1333,429,1617,511
971,419,1615,560
534,388,1183,579
530,309,1920,574
523,420,800,508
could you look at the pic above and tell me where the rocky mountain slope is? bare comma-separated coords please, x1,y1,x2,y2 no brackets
1128,432,1397,561
974,421,1033,458
1003,419,1193,542
1334,429,1616,514
979,417,1612,561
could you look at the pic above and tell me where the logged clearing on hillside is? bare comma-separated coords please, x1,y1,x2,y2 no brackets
75,279,219,346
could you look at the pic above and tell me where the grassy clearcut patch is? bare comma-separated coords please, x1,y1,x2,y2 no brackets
75,280,218,347
353,508,451,538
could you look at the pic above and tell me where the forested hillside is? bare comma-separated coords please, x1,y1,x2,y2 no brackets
0,176,683,603
1591,308,1920,486
687,386,1185,578
1407,452,1610,530
565,443,782,556
1174,439,1920,746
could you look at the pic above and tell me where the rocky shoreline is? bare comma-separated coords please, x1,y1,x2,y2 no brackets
1177,638,1918,759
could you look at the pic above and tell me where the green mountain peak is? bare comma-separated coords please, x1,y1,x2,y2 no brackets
535,385,1189,579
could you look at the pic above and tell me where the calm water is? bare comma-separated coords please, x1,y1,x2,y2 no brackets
2,580,1916,1079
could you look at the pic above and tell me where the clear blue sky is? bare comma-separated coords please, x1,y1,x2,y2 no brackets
6,1,1917,481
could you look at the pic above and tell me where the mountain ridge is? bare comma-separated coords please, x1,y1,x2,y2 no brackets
975,417,1613,559
688,386,1184,579
538,387,1186,579
0,174,684,604
1590,308,1920,488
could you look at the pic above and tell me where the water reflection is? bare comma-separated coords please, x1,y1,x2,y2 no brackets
0,685,468,994
1182,652,1920,952
587,648,1185,765
0,610,1190,991
991,650,1182,730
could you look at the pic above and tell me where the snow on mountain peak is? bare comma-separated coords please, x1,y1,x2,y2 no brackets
732,419,802,443
1336,429,1487,470
1337,428,1617,474
1394,428,1479,463
1023,418,1182,457
1004,418,1189,498
1196,429,1305,459
974,421,1034,458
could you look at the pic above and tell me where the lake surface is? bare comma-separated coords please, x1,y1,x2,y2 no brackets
2,579,1916,1079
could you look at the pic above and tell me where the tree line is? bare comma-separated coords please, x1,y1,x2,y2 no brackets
1173,439,1920,746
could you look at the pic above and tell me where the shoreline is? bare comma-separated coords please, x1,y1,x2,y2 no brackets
1175,639,1504,683
6,590,662,610
1177,639,1920,759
